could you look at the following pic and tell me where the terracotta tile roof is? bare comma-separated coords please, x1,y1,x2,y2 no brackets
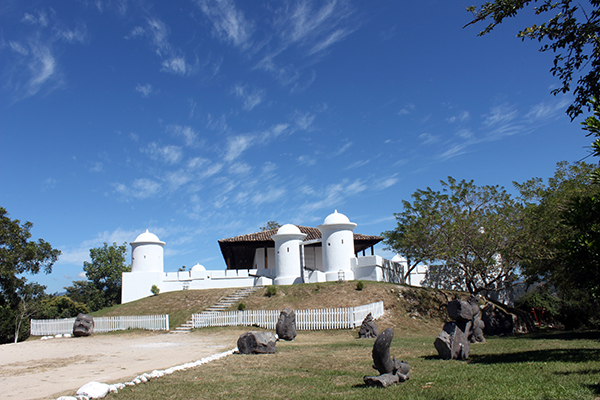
218,225,382,244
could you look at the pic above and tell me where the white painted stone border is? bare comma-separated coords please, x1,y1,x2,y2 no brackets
54,347,238,400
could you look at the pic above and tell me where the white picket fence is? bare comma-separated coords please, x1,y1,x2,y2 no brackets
192,301,384,330
30,314,169,336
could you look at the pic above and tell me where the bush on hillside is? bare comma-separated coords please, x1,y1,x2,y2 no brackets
265,285,277,297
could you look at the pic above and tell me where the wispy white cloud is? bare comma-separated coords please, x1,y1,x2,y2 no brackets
224,134,254,162
114,178,162,200
447,110,470,123
135,83,153,97
419,132,440,145
333,141,352,156
251,186,286,205
53,21,87,44
168,125,200,147
483,103,517,127
195,0,254,49
164,170,192,191
128,17,194,75
228,162,252,175
57,227,140,266
299,178,366,213
526,98,569,121
374,175,398,190
89,161,103,172
345,159,370,170
397,103,415,115
21,11,49,27
297,155,317,166
278,0,355,54
187,157,209,170
142,142,183,164
234,84,265,111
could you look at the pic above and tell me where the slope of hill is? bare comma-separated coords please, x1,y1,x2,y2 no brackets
92,281,465,334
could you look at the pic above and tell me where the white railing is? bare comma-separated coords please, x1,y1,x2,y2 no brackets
192,301,384,330
30,314,169,336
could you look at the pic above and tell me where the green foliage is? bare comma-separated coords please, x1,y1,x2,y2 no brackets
515,289,561,318
259,221,282,231
383,177,521,294
466,0,600,119
355,280,364,291
37,295,89,319
0,207,60,343
265,285,277,297
516,162,600,328
237,302,246,311
65,242,130,311
151,285,160,296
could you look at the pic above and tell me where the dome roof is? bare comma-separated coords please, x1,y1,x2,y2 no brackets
132,230,165,245
277,224,302,235
191,263,206,272
323,210,351,225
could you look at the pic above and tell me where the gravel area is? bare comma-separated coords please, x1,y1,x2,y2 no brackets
0,330,241,400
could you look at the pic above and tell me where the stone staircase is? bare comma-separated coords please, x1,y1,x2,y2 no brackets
170,286,261,333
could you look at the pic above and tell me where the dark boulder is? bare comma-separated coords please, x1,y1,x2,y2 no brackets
237,331,277,354
276,308,297,341
73,314,94,337
447,299,476,322
434,321,472,360
364,328,410,387
358,313,379,339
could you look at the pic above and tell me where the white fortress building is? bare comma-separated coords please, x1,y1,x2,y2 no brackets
121,210,412,303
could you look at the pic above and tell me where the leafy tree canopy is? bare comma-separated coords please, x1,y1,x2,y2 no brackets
0,206,60,343
383,177,521,295
466,0,600,119
515,161,600,327
65,242,130,311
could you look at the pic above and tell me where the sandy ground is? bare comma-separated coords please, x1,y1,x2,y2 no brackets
0,330,242,400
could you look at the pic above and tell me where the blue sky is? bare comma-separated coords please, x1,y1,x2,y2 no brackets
0,0,593,294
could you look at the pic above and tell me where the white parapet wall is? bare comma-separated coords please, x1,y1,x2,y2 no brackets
122,268,275,303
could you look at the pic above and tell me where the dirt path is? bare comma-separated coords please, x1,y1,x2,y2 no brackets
0,329,244,400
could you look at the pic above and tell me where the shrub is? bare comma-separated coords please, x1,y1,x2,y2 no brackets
150,285,160,296
356,281,364,291
265,285,277,297
515,288,560,322
237,302,246,311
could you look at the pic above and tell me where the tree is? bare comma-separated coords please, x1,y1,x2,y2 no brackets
383,178,522,296
465,0,600,120
382,188,445,283
12,282,47,343
37,295,89,319
260,221,282,231
65,242,130,311
515,161,600,327
0,206,60,343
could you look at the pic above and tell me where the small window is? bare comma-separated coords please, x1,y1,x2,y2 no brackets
287,247,289,252
341,239,344,244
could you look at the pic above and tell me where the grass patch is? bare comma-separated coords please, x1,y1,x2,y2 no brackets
91,289,238,329
109,329,600,400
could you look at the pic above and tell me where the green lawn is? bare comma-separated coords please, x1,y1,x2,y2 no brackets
111,329,600,400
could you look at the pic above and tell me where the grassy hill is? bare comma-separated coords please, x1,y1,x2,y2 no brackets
92,281,465,333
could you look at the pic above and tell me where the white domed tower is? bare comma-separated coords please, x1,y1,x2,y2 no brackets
271,224,307,285
318,210,357,282
131,230,165,273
